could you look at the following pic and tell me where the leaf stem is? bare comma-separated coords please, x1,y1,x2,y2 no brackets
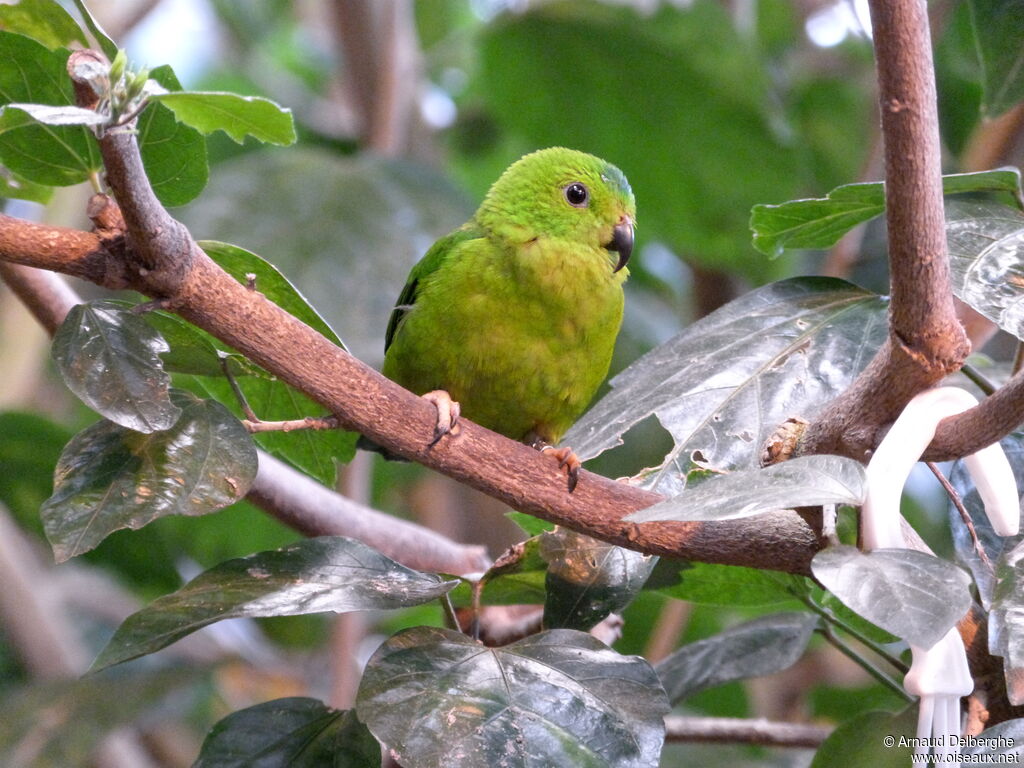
960,363,997,396
803,595,909,674
817,625,913,702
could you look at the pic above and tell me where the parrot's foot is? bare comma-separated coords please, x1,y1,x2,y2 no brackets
540,445,581,493
422,390,461,446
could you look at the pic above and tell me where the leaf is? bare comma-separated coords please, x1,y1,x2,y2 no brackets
655,612,818,704
70,0,117,59
540,527,655,631
969,0,1024,117
150,91,296,145
750,169,1023,256
646,559,807,606
194,699,381,768
198,240,355,482
477,1,806,284
809,708,917,768
142,309,235,377
962,718,1024,758
988,544,1024,705
0,165,53,202
93,536,456,671
0,30,101,185
357,627,668,768
41,390,256,562
0,0,87,50
506,510,555,536
448,537,549,608
137,65,208,207
946,200,1024,341
564,277,888,494
811,545,973,649
626,454,866,523
1,102,105,126
51,301,180,432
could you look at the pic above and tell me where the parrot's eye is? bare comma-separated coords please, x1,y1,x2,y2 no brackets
564,182,589,207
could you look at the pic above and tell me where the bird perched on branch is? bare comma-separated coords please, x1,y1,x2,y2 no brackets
380,147,635,491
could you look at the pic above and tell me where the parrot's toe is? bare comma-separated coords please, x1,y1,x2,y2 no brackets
422,390,461,445
541,445,581,493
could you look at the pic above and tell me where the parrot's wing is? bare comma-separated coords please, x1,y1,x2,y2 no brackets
384,224,483,352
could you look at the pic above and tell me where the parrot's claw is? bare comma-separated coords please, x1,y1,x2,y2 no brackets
422,390,461,446
541,445,581,493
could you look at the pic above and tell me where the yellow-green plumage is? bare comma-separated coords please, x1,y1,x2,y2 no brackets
382,147,635,445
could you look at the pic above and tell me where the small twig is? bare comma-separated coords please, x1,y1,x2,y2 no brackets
440,592,459,631
926,461,994,572
663,715,832,748
220,355,259,421
1014,342,1024,377
818,625,913,701
961,362,998,396
802,595,910,674
241,415,340,434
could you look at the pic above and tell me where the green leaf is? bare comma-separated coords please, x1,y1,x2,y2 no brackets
0,102,105,126
0,0,87,50
0,410,72,527
809,708,917,768
357,627,669,768
655,612,819,703
142,309,235,377
565,278,888,493
150,91,296,145
626,455,866,523
52,301,180,432
0,165,53,202
750,169,1023,257
541,527,655,631
92,536,457,671
197,240,355,482
0,30,101,185
646,559,807,606
70,0,116,58
41,390,256,562
137,65,209,207
946,200,1024,341
447,537,549,608
195,699,381,768
811,545,973,649
969,0,1024,117
506,509,555,536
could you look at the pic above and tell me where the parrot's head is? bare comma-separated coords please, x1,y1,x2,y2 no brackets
476,147,636,273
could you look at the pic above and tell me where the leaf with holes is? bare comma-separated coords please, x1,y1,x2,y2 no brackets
194,699,380,768
52,301,180,433
564,278,887,494
357,627,668,768
92,536,456,671
41,390,256,562
655,612,818,703
811,545,973,649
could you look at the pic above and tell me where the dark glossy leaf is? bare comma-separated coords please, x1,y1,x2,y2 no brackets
1,102,106,126
540,527,655,631
41,390,256,562
150,91,296,145
448,537,548,608
93,536,457,670
946,200,1024,341
70,0,117,58
811,545,973,649
195,698,380,768
646,559,806,606
626,455,865,523
0,0,87,50
0,30,101,185
809,708,917,768
478,1,805,283
143,309,233,377
52,301,180,432
989,547,1024,705
962,719,1024,758
655,612,818,704
750,169,1022,256
137,65,208,207
565,278,888,493
179,151,471,365
357,627,668,768
969,0,1024,116
0,668,202,767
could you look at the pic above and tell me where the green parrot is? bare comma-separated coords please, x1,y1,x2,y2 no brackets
381,147,635,491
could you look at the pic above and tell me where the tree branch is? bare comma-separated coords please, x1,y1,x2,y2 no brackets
663,715,831,748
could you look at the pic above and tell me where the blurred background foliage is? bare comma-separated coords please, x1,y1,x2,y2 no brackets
1,0,1021,765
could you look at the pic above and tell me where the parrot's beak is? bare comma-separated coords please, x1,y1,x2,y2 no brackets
607,217,634,273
